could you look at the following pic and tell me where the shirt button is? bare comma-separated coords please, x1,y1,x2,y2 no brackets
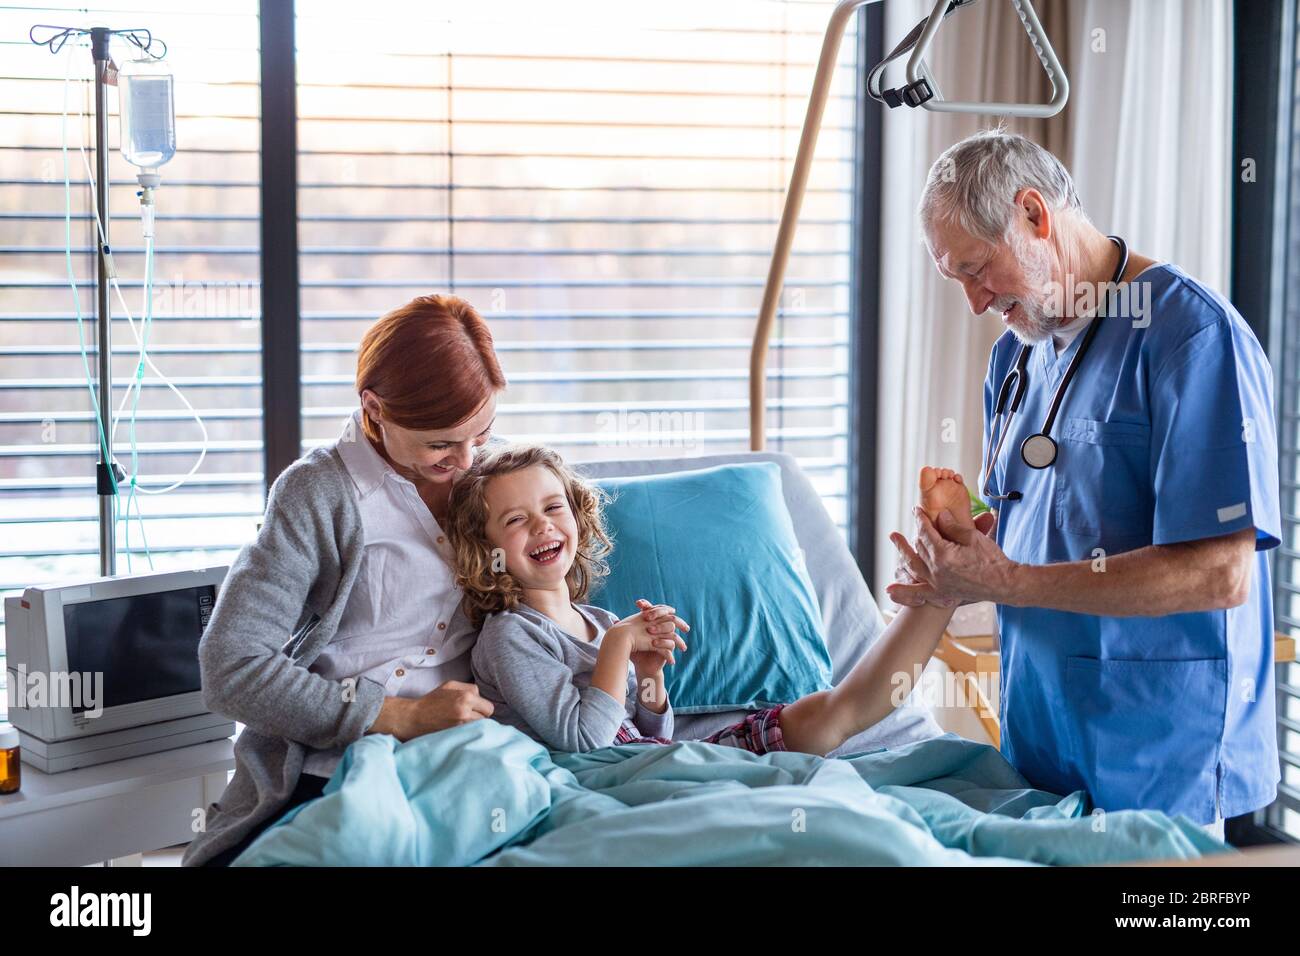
427,648,436,655
437,535,445,544
395,668,405,677
437,622,446,630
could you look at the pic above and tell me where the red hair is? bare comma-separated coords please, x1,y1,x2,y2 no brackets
355,295,507,442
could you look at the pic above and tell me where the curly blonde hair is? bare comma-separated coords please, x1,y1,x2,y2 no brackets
446,444,614,627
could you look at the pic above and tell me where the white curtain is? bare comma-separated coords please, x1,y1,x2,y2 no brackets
1056,0,1233,288
871,0,1233,596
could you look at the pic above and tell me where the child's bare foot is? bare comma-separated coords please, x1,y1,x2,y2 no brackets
918,466,974,531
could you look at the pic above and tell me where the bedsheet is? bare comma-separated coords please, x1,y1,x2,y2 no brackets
231,720,1226,867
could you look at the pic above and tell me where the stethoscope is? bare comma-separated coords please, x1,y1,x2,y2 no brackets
980,235,1129,503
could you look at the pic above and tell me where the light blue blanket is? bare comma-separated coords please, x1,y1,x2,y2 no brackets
232,721,1227,866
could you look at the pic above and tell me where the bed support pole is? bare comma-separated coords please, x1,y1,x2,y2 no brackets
750,0,1067,450
750,0,871,451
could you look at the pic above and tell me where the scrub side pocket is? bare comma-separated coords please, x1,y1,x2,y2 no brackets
1065,656,1226,822
1055,417,1153,546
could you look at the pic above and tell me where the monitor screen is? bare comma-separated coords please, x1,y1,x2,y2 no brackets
62,585,214,713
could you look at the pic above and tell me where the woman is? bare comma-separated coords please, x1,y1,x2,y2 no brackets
183,294,509,867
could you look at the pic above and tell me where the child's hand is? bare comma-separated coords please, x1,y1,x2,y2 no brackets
608,599,689,662
634,598,689,664
630,647,669,678
632,599,688,674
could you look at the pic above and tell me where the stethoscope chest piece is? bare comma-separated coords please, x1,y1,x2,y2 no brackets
980,235,1129,501
1020,433,1058,469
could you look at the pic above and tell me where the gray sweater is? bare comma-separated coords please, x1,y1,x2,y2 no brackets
471,602,674,752
183,442,495,866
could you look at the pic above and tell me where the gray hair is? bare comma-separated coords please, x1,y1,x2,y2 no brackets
918,130,1084,243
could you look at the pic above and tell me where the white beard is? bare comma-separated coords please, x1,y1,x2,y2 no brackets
992,232,1057,345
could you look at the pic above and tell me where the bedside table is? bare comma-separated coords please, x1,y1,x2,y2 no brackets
0,738,235,866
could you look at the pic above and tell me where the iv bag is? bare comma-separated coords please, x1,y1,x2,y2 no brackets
118,57,175,171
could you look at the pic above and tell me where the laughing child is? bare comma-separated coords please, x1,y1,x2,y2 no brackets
446,444,967,755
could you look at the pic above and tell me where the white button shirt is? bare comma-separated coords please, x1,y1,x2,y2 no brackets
302,411,477,777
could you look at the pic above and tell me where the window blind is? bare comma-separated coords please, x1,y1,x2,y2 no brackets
294,0,858,530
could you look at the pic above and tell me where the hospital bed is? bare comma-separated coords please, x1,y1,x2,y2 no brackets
572,451,1299,867
233,444,1290,866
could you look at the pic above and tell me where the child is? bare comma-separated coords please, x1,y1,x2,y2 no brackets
446,444,964,755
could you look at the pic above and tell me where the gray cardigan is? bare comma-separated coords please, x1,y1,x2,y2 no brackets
182,445,389,866
471,601,675,752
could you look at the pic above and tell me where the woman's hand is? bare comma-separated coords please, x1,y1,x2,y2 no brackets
367,680,494,742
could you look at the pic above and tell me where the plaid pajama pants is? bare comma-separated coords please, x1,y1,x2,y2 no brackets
612,703,788,755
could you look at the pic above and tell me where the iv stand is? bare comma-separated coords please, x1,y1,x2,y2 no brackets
30,23,166,576
90,27,117,577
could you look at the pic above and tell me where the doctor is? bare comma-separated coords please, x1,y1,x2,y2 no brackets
888,131,1281,836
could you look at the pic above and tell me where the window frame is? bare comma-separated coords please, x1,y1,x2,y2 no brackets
1229,0,1299,846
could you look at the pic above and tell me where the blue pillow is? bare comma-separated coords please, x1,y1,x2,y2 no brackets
590,462,832,713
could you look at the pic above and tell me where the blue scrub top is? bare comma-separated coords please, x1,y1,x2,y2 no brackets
983,263,1281,824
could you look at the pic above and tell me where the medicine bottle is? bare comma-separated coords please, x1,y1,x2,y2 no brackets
0,723,20,794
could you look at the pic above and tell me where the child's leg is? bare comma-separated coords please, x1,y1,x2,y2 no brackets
701,706,788,753
778,603,955,756
778,466,969,755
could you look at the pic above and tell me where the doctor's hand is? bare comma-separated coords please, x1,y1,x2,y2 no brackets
891,507,1016,607
886,509,998,608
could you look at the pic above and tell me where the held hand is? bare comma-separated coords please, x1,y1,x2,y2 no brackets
609,599,688,664
637,598,689,666
630,649,669,678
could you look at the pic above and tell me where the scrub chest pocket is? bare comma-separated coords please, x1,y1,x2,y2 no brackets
1054,417,1153,545
1064,656,1226,820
